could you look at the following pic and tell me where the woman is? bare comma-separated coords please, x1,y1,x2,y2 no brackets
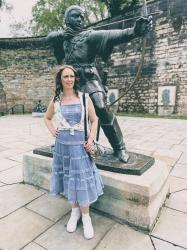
44,65,104,240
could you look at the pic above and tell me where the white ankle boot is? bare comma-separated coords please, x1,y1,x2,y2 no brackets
66,207,81,233
82,213,94,239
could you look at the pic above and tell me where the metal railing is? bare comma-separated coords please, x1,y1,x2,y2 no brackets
0,104,25,116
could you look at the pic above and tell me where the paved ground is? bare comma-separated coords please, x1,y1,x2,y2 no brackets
0,114,187,250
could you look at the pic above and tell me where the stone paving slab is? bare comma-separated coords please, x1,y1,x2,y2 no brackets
133,142,159,152
7,153,25,163
26,194,71,222
20,135,54,147
0,207,53,250
35,212,115,250
152,237,184,250
95,223,154,250
0,148,28,158
151,208,187,249
0,184,17,192
171,144,187,153
6,141,38,151
166,190,187,213
169,176,187,193
0,165,23,184
177,153,187,164
0,136,23,143
170,164,187,180
153,149,182,167
128,148,154,157
0,157,20,171
0,184,45,218
22,242,46,250
0,145,8,152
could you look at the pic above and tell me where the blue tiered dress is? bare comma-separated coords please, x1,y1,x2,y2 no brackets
50,92,104,207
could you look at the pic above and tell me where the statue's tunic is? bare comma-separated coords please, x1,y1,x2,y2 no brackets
47,28,134,95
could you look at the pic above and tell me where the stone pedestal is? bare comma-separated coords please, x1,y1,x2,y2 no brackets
23,152,169,232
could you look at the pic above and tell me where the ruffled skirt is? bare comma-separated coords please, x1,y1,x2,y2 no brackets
50,130,104,207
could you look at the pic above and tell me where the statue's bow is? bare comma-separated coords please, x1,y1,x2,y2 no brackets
109,0,148,108
134,0,148,83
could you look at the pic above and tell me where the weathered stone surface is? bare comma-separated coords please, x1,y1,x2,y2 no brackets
166,190,187,213
152,238,184,250
171,144,187,154
95,223,154,250
151,208,187,249
0,208,53,250
169,176,187,193
23,153,52,190
0,148,26,158
0,146,8,152
153,149,182,167
92,180,169,231
22,242,45,250
177,153,187,165
0,184,17,192
170,164,187,180
0,165,23,184
8,153,26,163
0,184,45,218
35,212,115,250
0,157,19,171
26,194,71,222
23,152,169,231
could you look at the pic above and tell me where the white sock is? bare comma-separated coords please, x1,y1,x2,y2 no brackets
82,213,90,218
72,207,80,215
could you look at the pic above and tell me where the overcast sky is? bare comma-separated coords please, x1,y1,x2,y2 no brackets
0,0,37,37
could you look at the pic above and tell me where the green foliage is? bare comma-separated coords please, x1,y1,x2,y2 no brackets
31,0,107,36
100,0,140,17
31,0,67,36
0,0,13,12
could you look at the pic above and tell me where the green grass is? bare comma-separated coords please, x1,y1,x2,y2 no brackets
117,112,187,120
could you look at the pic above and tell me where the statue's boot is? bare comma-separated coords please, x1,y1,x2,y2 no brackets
114,149,129,163
90,92,129,163
99,114,129,163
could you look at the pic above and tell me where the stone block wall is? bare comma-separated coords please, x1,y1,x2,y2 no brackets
0,0,187,114
0,47,56,112
105,0,187,114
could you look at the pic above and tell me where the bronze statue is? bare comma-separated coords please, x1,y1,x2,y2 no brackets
0,4,152,163
46,5,152,163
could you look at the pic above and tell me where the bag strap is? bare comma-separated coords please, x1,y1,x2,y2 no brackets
83,93,88,141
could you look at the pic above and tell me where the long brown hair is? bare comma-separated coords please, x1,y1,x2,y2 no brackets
53,65,80,102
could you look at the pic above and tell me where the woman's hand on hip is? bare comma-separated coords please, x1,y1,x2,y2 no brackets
51,128,59,137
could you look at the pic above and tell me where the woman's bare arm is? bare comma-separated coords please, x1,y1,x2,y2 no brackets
84,97,98,152
44,100,58,137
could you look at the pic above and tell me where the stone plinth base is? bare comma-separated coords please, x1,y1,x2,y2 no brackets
23,152,169,232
